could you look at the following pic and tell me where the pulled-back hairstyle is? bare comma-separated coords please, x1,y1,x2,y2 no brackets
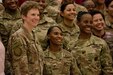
47,26,62,36
60,2,75,12
77,11,90,22
42,26,62,50
89,10,105,20
20,1,39,16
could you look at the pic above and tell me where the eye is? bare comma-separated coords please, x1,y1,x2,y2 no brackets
31,14,35,16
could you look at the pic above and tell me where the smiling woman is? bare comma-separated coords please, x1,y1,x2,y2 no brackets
68,11,113,75
8,1,44,75
43,26,81,75
59,2,80,50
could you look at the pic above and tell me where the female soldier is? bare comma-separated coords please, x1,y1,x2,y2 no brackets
90,10,113,62
8,1,44,75
59,2,80,50
69,11,113,75
43,26,81,75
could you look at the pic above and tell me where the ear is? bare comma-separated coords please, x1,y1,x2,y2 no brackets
21,15,26,20
60,11,64,17
47,34,50,39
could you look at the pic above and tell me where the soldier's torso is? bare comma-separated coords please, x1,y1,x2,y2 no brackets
0,9,21,47
102,30,113,60
13,27,43,75
71,35,104,75
35,16,57,47
59,22,80,49
44,49,73,75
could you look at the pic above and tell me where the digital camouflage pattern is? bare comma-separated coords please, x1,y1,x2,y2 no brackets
43,48,81,75
100,30,113,62
74,3,88,14
59,21,80,50
35,15,57,49
10,15,57,50
68,35,113,75
8,26,44,75
0,9,21,75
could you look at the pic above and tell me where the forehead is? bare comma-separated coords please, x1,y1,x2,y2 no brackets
81,14,92,20
50,27,62,33
93,14,103,20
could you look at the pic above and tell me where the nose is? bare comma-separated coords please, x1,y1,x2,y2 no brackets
71,10,77,15
58,34,63,38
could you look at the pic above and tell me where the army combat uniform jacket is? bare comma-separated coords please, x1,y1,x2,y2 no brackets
8,26,44,75
59,21,80,49
69,35,113,75
43,48,81,75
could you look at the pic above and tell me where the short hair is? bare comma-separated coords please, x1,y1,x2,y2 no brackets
77,11,90,22
89,10,105,20
20,1,39,16
105,0,113,8
47,26,62,35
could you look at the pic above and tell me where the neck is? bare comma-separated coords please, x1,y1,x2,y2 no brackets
79,32,91,40
49,44,61,52
63,19,74,28
92,29,105,38
23,22,33,33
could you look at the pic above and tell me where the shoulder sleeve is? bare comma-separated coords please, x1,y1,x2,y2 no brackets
70,54,82,75
8,33,30,75
100,40,113,75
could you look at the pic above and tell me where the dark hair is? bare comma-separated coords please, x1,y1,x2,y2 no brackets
77,11,90,22
105,0,113,8
47,26,62,35
20,1,39,16
89,10,105,20
60,2,75,12
42,26,63,50
46,26,62,45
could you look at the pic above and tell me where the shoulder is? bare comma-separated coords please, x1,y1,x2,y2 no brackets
92,35,107,45
44,16,56,23
62,49,73,58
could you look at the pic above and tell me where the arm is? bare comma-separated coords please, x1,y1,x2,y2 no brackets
8,34,29,75
100,40,113,75
70,56,81,75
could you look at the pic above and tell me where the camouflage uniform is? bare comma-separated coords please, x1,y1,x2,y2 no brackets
0,9,21,48
35,15,57,49
45,0,60,21
93,29,113,62
0,9,21,75
10,15,57,50
59,21,80,50
74,3,88,14
8,26,44,75
69,35,113,75
43,48,81,75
